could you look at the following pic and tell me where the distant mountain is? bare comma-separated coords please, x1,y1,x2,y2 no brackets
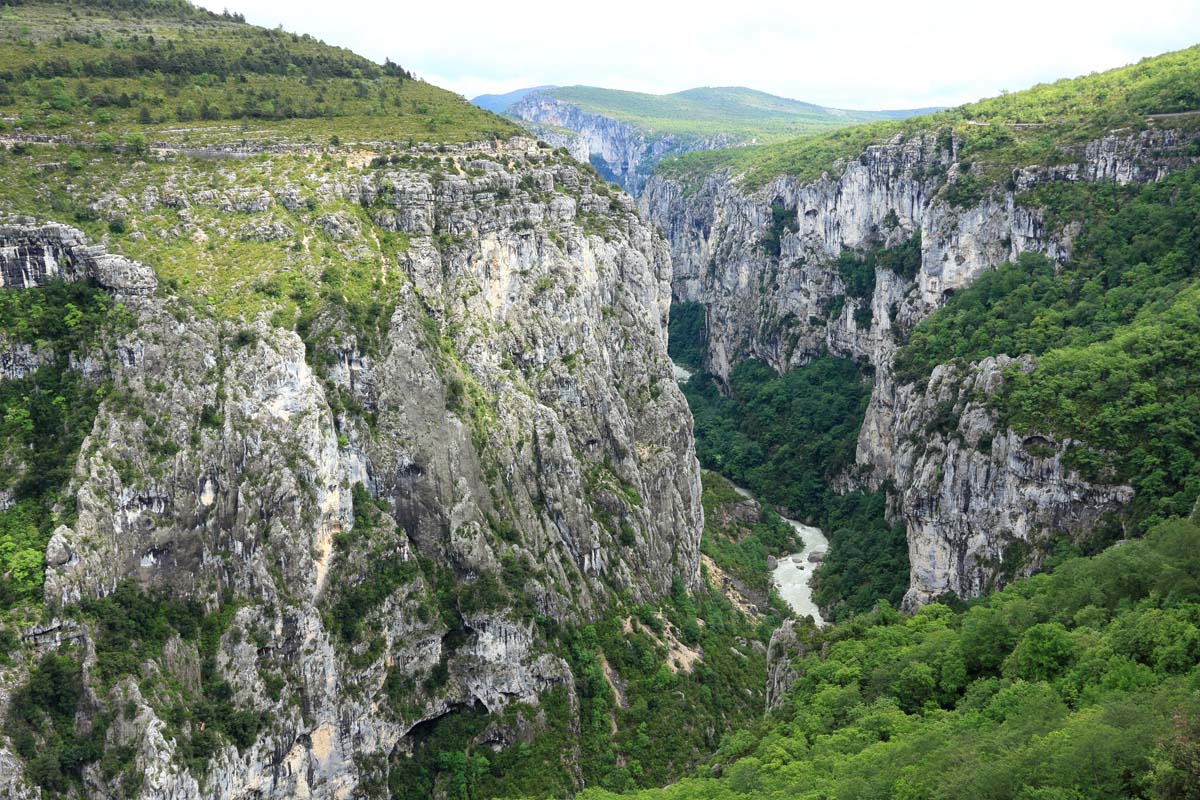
472,85,938,138
534,85,938,138
470,85,941,193
471,85,556,114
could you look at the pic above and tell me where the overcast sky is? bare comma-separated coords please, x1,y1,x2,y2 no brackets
198,0,1200,109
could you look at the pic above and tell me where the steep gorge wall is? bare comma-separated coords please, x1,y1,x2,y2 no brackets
0,138,702,799
509,93,736,196
642,127,1198,607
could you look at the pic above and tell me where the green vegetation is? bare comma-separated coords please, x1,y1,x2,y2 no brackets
657,44,1200,191
759,199,798,258
582,517,1200,800
659,120,907,192
541,85,929,143
5,581,261,791
667,300,707,371
897,166,1200,533
387,696,576,800
699,471,799,598
322,484,422,644
0,142,410,325
558,578,773,793
0,0,517,145
4,651,97,794
681,356,910,620
0,503,50,607
684,357,868,512
0,279,115,608
826,233,922,328
85,584,261,775
382,586,776,796
838,233,923,295
813,490,909,621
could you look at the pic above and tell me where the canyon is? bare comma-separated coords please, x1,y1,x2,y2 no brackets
2,3,1199,797
642,126,1200,607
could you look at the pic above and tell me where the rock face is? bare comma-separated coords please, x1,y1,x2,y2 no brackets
0,138,703,797
508,92,736,196
642,126,1199,607
0,221,157,293
764,619,804,711
882,357,1134,606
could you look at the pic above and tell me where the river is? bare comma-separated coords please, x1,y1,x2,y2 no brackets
731,484,829,626
673,360,828,625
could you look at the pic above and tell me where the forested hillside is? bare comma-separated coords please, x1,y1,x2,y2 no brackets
583,517,1200,800
896,167,1200,531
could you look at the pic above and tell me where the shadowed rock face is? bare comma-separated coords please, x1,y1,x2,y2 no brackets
0,221,158,293
642,127,1199,608
0,138,702,798
765,619,804,711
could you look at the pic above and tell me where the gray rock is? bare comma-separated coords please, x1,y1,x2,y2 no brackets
4,137,704,798
0,222,157,295
510,92,738,196
642,126,1199,607
765,619,805,711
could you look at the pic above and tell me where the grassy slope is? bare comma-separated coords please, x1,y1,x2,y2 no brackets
656,44,1200,189
0,0,519,144
540,85,931,142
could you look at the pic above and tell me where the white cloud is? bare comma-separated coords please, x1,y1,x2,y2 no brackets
199,0,1200,108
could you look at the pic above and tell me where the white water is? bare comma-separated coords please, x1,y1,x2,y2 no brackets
770,519,829,626
671,361,693,382
730,484,828,626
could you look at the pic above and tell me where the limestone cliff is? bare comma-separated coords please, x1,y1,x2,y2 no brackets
0,138,702,798
642,126,1199,608
508,93,736,196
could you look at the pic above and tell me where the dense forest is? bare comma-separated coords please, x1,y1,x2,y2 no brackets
897,165,1200,532
583,517,1200,800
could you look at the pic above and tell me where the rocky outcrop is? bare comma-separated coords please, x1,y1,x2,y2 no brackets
642,126,1199,608
1,137,703,797
883,357,1133,606
509,93,736,196
0,221,157,293
0,338,50,382
765,619,805,710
